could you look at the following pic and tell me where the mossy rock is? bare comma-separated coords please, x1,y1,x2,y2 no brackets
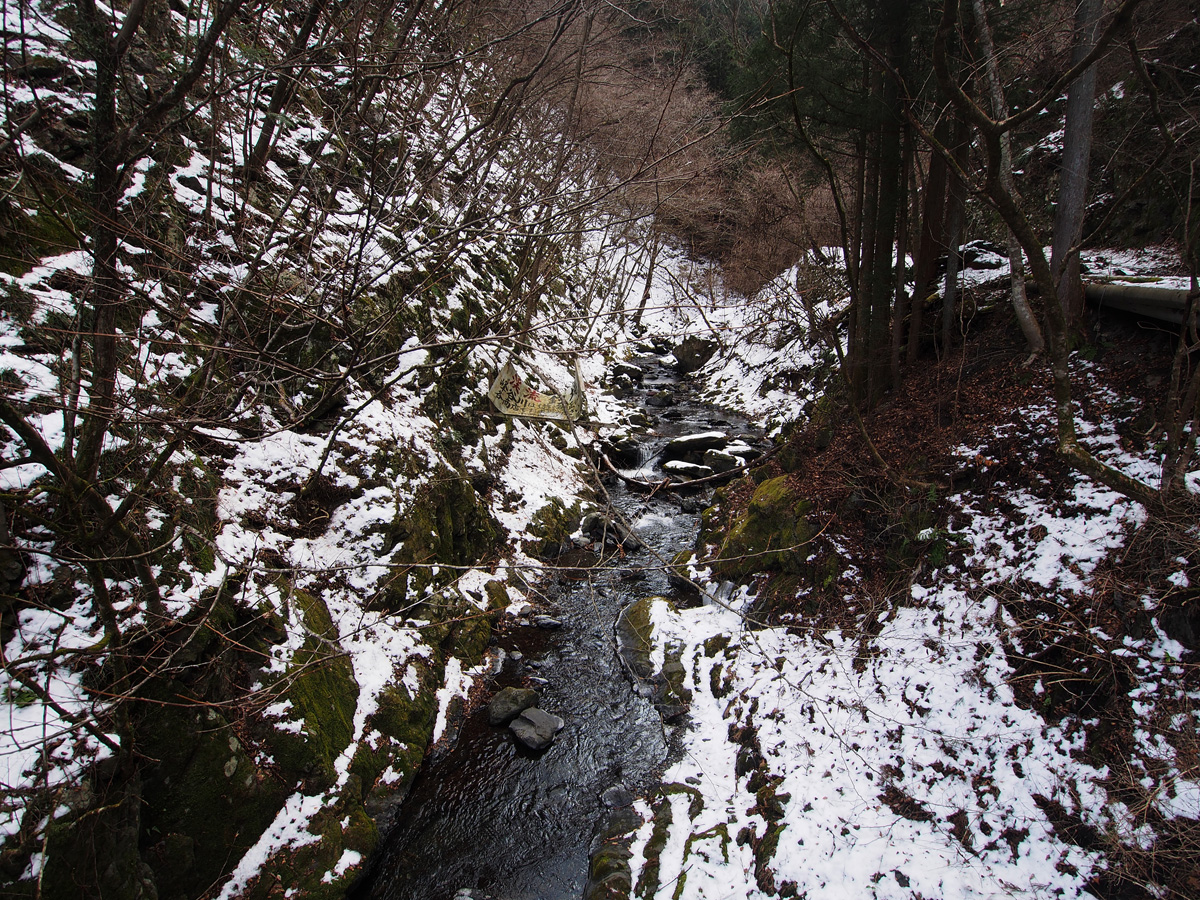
485,579,510,609
0,168,82,278
660,641,691,707
42,775,155,900
667,549,699,594
238,795,379,900
526,496,584,558
633,792,674,900
261,589,359,795
712,476,815,580
138,702,291,899
380,467,501,611
615,597,662,679
352,661,439,808
586,839,634,900
695,486,734,550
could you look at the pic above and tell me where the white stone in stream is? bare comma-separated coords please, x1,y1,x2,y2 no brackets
509,708,565,750
660,431,727,462
725,440,759,460
702,449,740,473
663,460,714,479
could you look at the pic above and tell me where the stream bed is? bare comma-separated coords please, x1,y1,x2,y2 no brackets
352,351,765,900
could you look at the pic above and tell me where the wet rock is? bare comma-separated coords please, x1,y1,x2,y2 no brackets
673,336,718,373
662,460,714,480
487,687,540,726
601,784,634,808
702,449,740,473
612,361,644,384
509,708,565,750
725,440,761,462
961,239,1006,269
661,431,727,464
713,476,819,580
533,615,563,629
554,547,599,571
600,431,641,468
582,512,639,551
646,392,675,408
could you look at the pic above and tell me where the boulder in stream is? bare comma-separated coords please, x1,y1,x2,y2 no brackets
660,431,727,464
509,708,565,750
599,431,641,468
702,449,740,474
673,336,717,373
487,687,540,726
611,361,644,384
581,512,639,551
662,460,714,480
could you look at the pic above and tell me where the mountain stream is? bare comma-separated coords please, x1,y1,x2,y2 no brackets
352,350,765,900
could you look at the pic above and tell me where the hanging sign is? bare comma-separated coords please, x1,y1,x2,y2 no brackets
488,360,585,422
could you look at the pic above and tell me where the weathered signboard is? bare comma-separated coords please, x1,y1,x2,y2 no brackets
488,360,585,422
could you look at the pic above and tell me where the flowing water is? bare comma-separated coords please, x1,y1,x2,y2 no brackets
353,353,763,900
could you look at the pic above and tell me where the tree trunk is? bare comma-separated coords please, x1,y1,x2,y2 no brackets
940,112,971,357
868,73,902,404
246,0,330,178
890,124,913,388
633,234,660,328
852,110,880,404
1050,0,1102,328
908,114,951,363
971,0,1044,355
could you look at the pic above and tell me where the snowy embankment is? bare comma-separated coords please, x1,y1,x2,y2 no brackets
0,0,680,892
614,258,1199,899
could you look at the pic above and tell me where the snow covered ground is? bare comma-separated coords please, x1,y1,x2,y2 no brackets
613,252,1199,900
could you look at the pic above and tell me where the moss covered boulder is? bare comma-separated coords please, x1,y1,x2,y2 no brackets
378,467,501,612
711,476,815,581
527,496,585,559
261,589,359,794
134,588,358,900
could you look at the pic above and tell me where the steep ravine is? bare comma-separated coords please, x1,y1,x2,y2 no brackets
352,351,767,900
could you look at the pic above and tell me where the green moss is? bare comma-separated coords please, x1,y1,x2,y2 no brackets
709,661,726,697
712,476,815,580
240,794,378,900
527,496,584,557
380,467,500,611
264,589,359,794
676,823,731,898
485,579,510,609
586,840,634,900
703,634,731,657
663,782,704,820
139,703,290,899
616,597,660,679
667,549,697,592
42,777,152,900
351,663,439,802
633,794,673,900
754,823,786,894
660,641,691,706
0,181,82,278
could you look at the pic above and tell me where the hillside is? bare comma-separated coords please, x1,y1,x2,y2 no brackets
0,1,1198,899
